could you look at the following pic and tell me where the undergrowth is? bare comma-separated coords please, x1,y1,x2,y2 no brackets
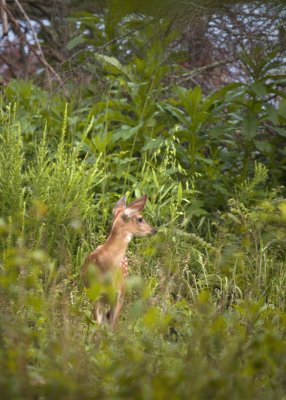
1,96,286,399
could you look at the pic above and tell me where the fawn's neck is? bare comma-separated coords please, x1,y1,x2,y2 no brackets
101,229,132,266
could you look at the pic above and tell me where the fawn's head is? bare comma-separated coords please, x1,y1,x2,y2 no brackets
111,195,157,240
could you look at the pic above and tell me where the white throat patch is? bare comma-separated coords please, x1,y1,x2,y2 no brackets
125,233,133,243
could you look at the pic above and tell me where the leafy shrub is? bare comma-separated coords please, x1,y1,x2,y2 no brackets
1,27,286,398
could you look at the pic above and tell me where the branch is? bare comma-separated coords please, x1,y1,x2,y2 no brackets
0,53,18,78
183,58,233,78
0,0,9,36
12,0,64,87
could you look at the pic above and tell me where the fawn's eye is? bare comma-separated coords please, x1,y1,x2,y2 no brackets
137,217,144,224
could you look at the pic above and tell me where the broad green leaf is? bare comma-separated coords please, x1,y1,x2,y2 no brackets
205,82,242,107
94,53,131,78
66,35,87,50
242,113,258,138
251,82,267,97
265,104,279,124
111,125,140,142
278,99,286,118
142,137,165,151
273,127,286,137
254,140,272,153
161,103,191,127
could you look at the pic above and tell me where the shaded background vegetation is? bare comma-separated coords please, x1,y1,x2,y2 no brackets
1,1,286,399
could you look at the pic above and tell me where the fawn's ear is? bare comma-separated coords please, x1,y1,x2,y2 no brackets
123,195,148,217
113,195,126,215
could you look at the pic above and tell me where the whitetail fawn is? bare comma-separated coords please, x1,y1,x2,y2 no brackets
83,195,157,330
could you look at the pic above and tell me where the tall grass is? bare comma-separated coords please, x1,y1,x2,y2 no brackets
1,103,286,399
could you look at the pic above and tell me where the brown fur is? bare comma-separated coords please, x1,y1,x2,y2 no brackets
83,195,157,329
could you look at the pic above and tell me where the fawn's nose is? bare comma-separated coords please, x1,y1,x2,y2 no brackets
151,227,157,235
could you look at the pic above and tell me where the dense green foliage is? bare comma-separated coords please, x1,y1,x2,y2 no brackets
1,11,286,400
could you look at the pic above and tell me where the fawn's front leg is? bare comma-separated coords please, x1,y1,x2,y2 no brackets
111,287,125,330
